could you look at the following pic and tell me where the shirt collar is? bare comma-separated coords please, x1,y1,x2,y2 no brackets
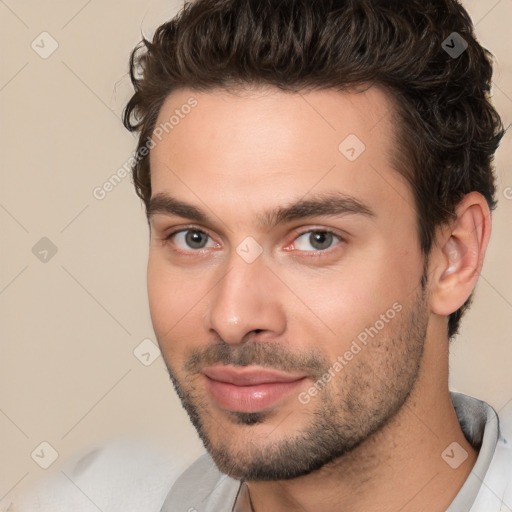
232,392,499,512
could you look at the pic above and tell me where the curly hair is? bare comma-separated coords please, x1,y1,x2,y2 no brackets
123,0,505,339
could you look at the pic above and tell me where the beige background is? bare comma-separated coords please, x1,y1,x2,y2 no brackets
0,0,511,506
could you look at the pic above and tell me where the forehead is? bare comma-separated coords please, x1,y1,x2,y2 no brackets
148,85,413,227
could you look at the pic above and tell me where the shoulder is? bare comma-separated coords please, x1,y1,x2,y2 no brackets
485,398,512,481
14,438,189,512
472,398,512,510
160,453,241,512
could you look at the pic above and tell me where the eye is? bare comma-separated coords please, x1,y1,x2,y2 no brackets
160,227,344,256
164,228,218,252
291,230,343,252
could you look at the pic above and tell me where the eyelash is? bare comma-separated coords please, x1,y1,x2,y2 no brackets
160,226,345,257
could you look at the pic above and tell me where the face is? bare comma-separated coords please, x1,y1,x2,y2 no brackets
147,86,430,481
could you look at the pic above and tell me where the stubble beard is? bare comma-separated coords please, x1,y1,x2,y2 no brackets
162,282,429,481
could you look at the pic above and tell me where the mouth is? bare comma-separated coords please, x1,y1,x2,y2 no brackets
201,365,309,413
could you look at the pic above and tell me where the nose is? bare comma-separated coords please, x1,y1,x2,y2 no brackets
203,252,286,345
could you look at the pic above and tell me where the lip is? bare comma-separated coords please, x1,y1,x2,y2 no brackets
202,365,308,413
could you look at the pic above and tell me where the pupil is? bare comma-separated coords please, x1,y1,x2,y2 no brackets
187,231,206,248
312,232,332,250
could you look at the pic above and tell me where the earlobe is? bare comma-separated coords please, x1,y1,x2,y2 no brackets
430,192,492,316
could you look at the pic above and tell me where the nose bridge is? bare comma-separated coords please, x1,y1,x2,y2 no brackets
204,247,285,344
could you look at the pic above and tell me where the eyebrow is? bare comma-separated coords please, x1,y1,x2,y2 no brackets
147,191,376,230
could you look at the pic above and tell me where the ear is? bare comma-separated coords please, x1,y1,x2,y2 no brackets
430,192,492,316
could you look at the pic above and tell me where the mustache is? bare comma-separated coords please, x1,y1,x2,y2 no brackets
183,341,329,378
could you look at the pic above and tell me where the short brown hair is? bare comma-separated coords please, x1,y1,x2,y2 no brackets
123,0,505,339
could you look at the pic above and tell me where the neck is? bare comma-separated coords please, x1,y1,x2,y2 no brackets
246,326,477,512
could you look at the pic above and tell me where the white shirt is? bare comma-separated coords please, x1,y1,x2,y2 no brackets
160,392,512,512
15,392,512,512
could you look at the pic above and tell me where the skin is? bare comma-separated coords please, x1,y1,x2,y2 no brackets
146,85,491,511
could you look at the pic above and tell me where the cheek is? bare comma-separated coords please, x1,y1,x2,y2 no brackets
147,253,211,362
147,255,185,343
310,248,419,346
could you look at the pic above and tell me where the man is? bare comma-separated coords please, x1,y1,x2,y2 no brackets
123,0,511,510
